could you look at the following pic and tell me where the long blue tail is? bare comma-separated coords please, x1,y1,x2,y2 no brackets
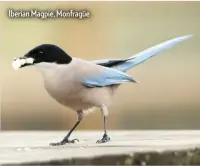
114,35,193,72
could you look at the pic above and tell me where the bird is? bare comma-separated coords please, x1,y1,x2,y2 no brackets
12,35,192,145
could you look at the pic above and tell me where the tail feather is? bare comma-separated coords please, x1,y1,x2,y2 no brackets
114,34,193,72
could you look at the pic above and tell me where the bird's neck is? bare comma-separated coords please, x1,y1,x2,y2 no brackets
35,62,59,80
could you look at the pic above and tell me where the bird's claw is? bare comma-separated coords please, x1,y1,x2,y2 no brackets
50,138,79,146
96,134,110,144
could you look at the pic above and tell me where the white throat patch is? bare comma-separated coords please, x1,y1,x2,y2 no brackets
12,57,34,70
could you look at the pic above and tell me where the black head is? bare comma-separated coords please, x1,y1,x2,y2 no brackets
12,44,72,70
25,44,72,64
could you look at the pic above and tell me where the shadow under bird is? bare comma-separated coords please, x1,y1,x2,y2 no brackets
12,35,192,145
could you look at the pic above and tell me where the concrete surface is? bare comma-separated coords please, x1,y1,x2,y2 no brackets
1,131,200,165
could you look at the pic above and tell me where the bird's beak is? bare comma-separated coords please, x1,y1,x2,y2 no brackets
12,56,35,70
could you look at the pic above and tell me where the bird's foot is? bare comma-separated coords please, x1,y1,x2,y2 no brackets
50,138,79,146
96,134,110,144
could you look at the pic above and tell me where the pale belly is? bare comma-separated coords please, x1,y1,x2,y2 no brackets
44,79,118,111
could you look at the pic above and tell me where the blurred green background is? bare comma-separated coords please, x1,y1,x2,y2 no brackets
0,2,200,130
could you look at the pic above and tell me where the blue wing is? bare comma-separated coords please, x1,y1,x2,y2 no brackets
80,68,137,88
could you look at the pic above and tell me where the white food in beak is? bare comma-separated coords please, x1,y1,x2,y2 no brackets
12,58,25,70
26,58,34,64
12,57,34,70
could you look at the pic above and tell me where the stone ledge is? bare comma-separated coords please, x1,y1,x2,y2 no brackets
1,131,200,165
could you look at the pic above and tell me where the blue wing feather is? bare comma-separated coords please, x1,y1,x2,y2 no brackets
80,68,137,88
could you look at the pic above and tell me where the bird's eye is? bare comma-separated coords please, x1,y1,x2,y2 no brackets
39,51,43,54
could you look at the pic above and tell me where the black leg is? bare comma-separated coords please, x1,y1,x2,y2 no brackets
97,106,110,143
50,110,83,146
